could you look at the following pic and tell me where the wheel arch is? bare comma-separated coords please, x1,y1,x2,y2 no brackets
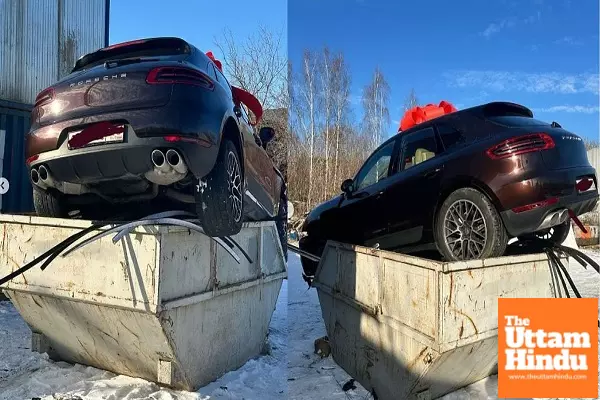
219,115,245,178
432,176,503,229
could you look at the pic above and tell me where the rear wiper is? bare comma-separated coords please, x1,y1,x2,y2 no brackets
104,57,159,69
551,121,562,128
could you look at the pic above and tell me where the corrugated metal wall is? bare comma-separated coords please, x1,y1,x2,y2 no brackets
0,0,109,105
0,101,34,214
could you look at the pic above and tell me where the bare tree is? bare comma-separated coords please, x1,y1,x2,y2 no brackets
403,88,419,112
584,137,600,150
214,25,287,111
321,48,334,199
290,50,321,207
361,67,391,152
331,54,351,191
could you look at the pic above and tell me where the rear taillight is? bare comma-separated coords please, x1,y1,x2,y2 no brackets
163,135,211,147
512,197,558,213
26,155,39,165
486,133,555,159
34,87,54,108
576,177,596,193
146,67,214,90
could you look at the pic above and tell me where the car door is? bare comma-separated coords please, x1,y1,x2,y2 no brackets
212,67,266,216
241,106,278,216
332,138,398,246
379,126,445,248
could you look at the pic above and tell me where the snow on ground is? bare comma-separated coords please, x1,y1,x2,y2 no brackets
0,279,288,400
0,250,598,399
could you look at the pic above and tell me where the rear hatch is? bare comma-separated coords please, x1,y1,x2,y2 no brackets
32,38,192,129
485,112,591,170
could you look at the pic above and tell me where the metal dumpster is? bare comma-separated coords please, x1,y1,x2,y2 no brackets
312,241,560,400
0,215,287,391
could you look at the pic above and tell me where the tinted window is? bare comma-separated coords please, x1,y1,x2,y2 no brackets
73,38,190,72
400,127,438,170
214,68,233,99
436,123,467,152
354,140,395,191
487,116,550,127
206,63,217,80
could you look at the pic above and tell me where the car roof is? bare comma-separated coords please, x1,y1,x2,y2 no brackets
392,101,533,139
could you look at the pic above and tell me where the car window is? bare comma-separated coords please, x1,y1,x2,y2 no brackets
354,140,395,191
400,127,438,170
214,67,233,99
206,62,217,81
436,123,467,152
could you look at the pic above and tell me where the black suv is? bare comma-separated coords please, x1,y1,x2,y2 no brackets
25,37,287,252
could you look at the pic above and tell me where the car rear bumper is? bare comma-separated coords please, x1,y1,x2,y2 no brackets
501,190,599,237
27,125,219,185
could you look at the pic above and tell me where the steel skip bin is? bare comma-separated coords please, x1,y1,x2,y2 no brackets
0,215,287,391
312,241,560,400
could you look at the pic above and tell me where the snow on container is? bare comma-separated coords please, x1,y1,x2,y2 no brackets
312,241,561,400
0,215,286,391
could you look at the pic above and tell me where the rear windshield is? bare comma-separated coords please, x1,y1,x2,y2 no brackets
487,115,551,127
72,38,191,72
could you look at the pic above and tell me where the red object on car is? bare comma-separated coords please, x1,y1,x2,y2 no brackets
206,50,263,125
399,101,458,132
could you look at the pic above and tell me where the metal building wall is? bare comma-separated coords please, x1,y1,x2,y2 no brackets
0,101,34,214
0,0,109,105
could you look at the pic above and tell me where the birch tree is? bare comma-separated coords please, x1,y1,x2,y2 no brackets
361,67,391,153
214,25,287,110
403,88,419,112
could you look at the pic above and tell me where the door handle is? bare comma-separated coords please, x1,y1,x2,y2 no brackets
423,168,441,179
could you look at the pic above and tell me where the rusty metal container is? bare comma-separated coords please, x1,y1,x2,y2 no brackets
312,242,560,400
0,215,287,390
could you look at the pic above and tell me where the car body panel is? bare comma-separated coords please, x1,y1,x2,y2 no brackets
26,37,284,222
299,101,599,276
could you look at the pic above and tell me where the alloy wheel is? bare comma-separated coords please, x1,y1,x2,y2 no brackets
443,199,488,260
226,151,243,223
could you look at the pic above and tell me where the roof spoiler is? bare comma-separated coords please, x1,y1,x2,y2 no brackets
480,102,533,118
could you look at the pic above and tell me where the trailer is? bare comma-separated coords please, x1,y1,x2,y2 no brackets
0,214,287,391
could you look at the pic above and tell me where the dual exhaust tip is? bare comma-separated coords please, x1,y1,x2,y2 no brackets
30,165,50,185
151,149,187,174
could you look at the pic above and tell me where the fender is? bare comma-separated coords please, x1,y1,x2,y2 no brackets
217,111,246,167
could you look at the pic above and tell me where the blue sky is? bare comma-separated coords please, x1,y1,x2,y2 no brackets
109,0,287,72
288,0,600,142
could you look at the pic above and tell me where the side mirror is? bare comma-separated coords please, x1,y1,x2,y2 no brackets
259,127,275,146
341,179,354,194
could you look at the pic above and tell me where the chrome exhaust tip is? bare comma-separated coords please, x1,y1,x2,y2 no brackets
165,149,188,174
151,149,166,168
166,149,180,166
559,209,570,224
38,165,49,182
30,168,39,184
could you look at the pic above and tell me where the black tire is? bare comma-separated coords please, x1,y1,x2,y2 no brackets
195,139,244,237
276,184,288,261
519,220,571,245
33,189,69,218
435,187,508,261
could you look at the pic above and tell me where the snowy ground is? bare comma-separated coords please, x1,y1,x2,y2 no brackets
1,250,598,400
